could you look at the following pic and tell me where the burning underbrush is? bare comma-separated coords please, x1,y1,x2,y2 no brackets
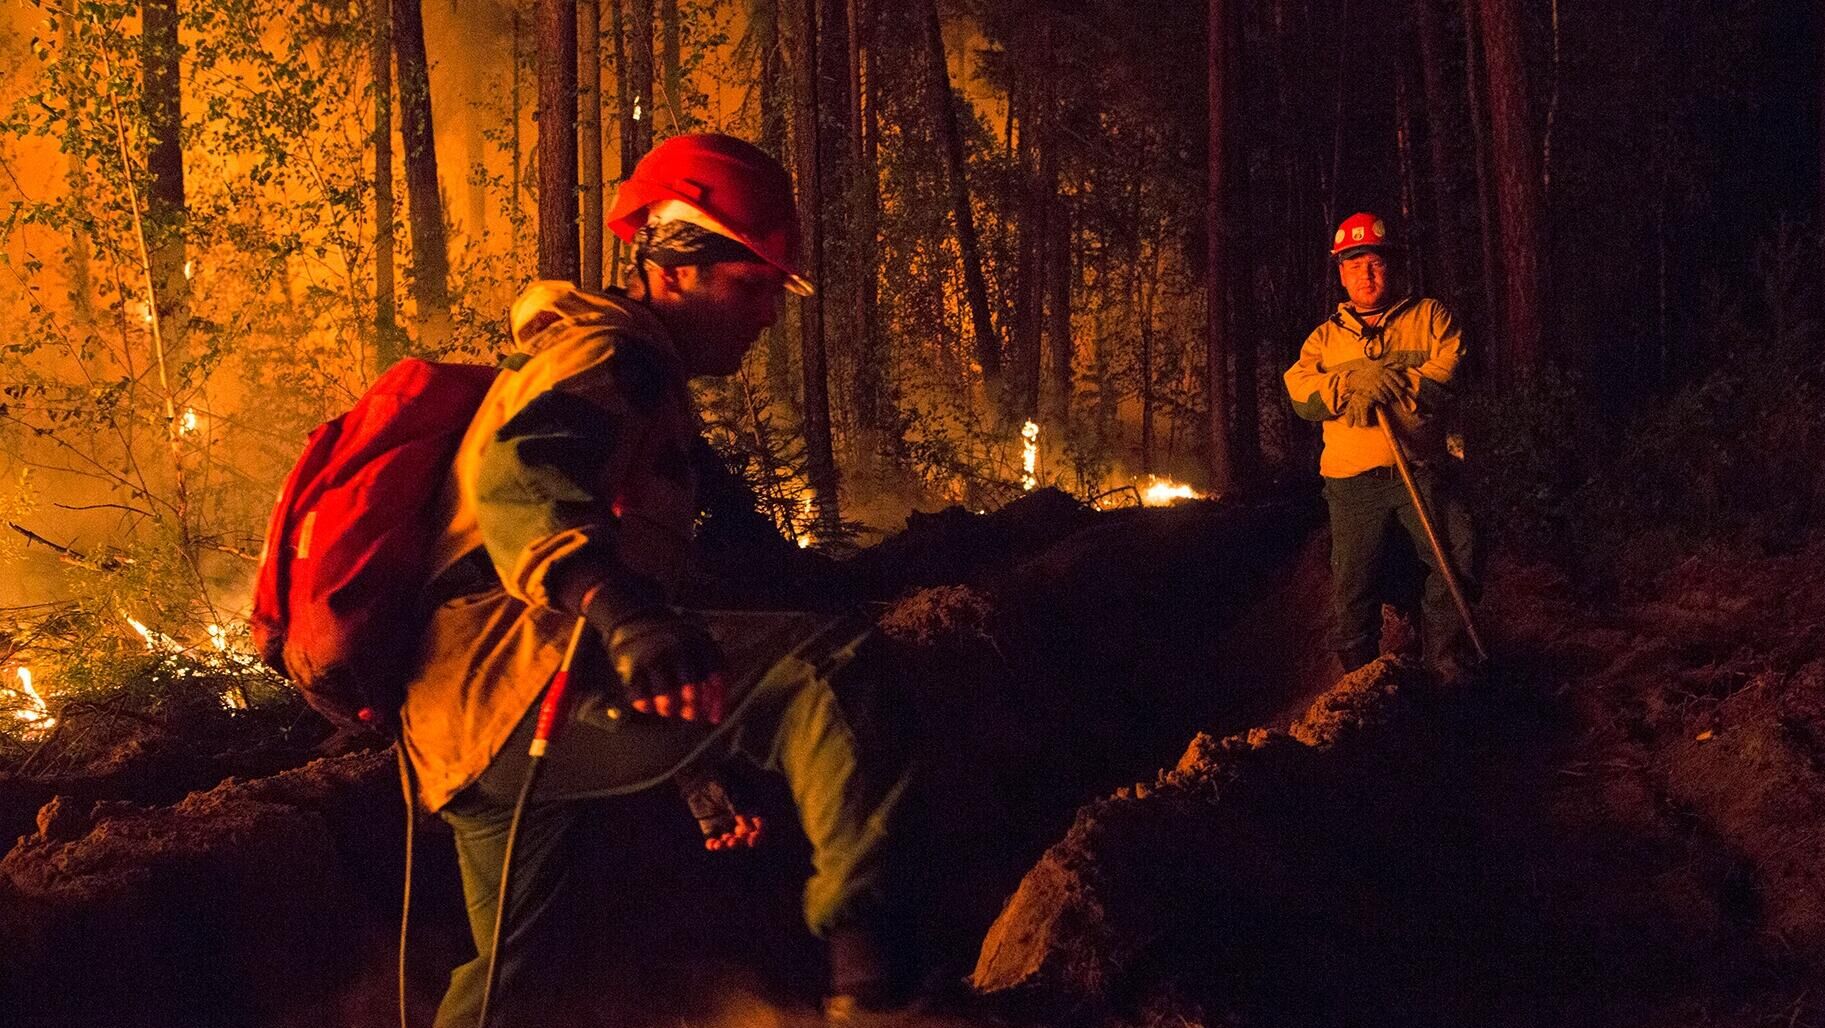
1,488,1823,1028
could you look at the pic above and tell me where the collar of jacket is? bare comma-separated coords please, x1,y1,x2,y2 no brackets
509,281,685,376
1329,294,1417,338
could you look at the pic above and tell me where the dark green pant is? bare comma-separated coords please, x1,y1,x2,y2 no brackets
432,612,911,1028
1323,466,1477,668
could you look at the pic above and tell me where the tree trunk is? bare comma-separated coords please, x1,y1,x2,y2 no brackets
613,0,632,175
393,0,451,338
753,0,796,408
1476,0,1545,377
454,0,487,244
59,21,93,323
1046,192,1072,427
628,0,655,159
660,0,682,133
756,0,787,154
1463,0,1501,368
580,0,603,290
610,0,630,283
512,10,525,260
142,0,187,361
1205,0,1234,495
848,0,886,439
1139,240,1156,476
537,0,580,282
1411,0,1461,306
1010,36,1050,427
922,0,1000,394
1395,69,1420,270
792,0,840,532
371,0,400,369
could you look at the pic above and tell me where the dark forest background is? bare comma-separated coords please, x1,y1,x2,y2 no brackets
0,0,1820,729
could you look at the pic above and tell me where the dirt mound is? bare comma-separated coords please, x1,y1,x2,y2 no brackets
969,540,1825,1028
0,750,405,1028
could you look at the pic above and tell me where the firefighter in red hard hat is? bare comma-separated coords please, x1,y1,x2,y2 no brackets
1284,212,1481,684
403,134,921,1026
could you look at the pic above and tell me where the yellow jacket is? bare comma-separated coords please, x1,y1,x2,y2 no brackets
1282,295,1464,478
401,282,704,809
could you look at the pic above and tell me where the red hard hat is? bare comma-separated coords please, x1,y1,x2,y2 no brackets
607,133,812,294
1331,211,1398,257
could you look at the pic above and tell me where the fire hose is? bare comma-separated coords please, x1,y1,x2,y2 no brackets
1374,406,1488,665
475,613,592,1028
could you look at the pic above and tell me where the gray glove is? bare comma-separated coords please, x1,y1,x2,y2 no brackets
1342,365,1406,426
562,568,727,722
587,605,725,722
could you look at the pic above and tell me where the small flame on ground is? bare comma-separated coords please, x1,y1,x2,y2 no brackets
1139,475,1202,507
179,408,200,436
1021,421,1040,492
123,614,181,653
183,259,195,281
797,493,815,549
7,667,55,732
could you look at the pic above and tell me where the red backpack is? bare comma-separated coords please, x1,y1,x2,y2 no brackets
250,359,501,732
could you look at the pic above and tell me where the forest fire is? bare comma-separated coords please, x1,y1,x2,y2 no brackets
124,614,179,654
0,0,1818,1026
5,668,54,733
1138,476,1201,507
1020,420,1040,491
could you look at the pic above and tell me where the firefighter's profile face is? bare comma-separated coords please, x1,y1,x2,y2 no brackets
662,261,787,375
1338,250,1393,310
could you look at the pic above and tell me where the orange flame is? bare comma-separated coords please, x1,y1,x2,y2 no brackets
6,667,55,733
1021,421,1040,492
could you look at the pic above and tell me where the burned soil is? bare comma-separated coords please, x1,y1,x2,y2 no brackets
3,489,1823,1028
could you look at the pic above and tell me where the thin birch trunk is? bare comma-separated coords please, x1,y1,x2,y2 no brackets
1205,0,1234,494
580,0,604,290
922,0,1000,394
372,0,400,368
629,0,655,158
512,10,525,261
660,0,682,132
1463,0,1501,368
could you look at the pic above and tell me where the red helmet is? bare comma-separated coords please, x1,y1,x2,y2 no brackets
607,133,812,294
1331,211,1398,258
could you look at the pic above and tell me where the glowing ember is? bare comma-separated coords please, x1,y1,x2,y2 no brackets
1139,475,1202,507
124,614,180,653
179,408,200,435
6,667,55,732
797,493,815,549
183,259,195,281
1021,421,1040,492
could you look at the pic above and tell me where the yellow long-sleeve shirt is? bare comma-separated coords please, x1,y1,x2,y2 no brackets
1283,295,1464,478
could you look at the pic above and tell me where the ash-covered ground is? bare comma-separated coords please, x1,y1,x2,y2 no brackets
3,487,1823,1028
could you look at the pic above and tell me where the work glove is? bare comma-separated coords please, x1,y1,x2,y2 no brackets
1341,365,1408,427
598,609,727,722
570,571,727,723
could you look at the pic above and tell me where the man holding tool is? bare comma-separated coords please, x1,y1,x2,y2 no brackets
401,134,919,1027
1284,211,1484,684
